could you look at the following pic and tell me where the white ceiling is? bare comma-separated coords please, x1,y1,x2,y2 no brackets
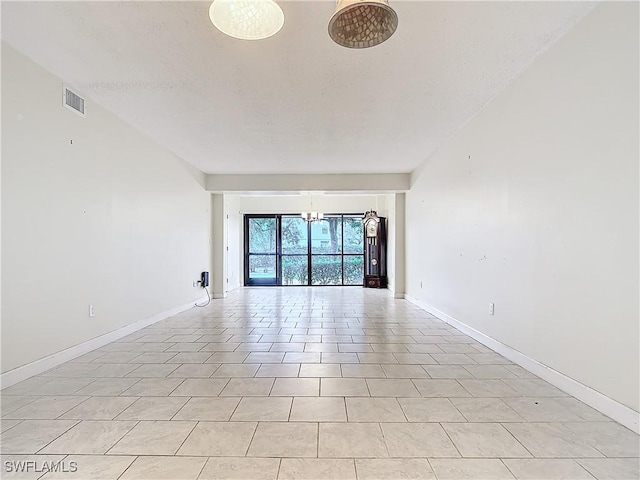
2,1,594,175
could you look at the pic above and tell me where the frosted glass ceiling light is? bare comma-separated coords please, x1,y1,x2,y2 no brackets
209,0,284,40
328,0,398,48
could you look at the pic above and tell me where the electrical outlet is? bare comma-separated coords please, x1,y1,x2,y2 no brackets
489,303,495,315
89,305,95,317
193,281,197,287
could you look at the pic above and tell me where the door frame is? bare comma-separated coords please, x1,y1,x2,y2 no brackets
244,214,281,286
243,213,364,286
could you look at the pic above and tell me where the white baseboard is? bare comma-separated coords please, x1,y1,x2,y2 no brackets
404,294,640,434
0,296,206,390
213,292,227,299
386,284,404,299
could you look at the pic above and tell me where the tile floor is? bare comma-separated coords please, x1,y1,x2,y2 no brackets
1,287,638,479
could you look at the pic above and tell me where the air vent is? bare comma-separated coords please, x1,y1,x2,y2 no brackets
63,85,85,117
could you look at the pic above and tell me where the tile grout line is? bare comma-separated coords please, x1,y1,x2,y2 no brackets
498,458,518,480
243,421,260,457
439,422,464,458
31,420,82,456
499,421,536,459
376,422,392,459
425,457,439,480
104,419,142,455
168,395,193,421
115,455,138,480
173,420,199,456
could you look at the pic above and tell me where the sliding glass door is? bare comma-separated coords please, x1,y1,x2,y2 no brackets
245,216,278,286
244,214,364,286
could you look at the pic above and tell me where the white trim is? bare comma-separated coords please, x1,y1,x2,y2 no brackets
0,297,206,390
213,292,227,299
404,294,640,434
386,284,404,299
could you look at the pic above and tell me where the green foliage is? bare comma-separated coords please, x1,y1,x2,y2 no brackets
282,255,363,285
249,218,276,253
282,218,306,254
282,256,308,285
311,256,342,285
343,256,364,285
343,217,363,254
249,255,275,276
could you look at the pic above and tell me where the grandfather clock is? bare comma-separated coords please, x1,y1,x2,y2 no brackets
362,211,387,288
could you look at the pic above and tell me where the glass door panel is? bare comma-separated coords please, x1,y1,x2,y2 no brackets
281,216,309,285
343,216,364,254
311,216,343,285
246,217,278,285
248,255,277,280
311,217,342,254
282,217,308,254
343,255,364,285
249,217,277,254
311,255,343,285
282,256,309,285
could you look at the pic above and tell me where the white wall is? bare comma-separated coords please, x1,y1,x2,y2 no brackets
406,3,639,412
225,195,242,293
209,194,242,297
206,174,409,193
1,44,211,373
210,194,226,298
381,193,406,298
383,194,396,292
236,194,384,215
392,194,406,298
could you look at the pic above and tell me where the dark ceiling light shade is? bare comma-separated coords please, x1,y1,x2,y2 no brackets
328,0,398,49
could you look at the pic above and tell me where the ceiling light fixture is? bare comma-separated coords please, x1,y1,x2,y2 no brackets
301,211,324,223
209,0,284,40
328,0,398,49
301,197,324,223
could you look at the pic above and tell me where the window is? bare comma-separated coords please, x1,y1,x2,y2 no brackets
244,214,364,286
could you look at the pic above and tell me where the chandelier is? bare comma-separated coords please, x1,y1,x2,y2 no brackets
301,197,324,223
209,0,284,40
208,0,397,48
301,211,324,223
